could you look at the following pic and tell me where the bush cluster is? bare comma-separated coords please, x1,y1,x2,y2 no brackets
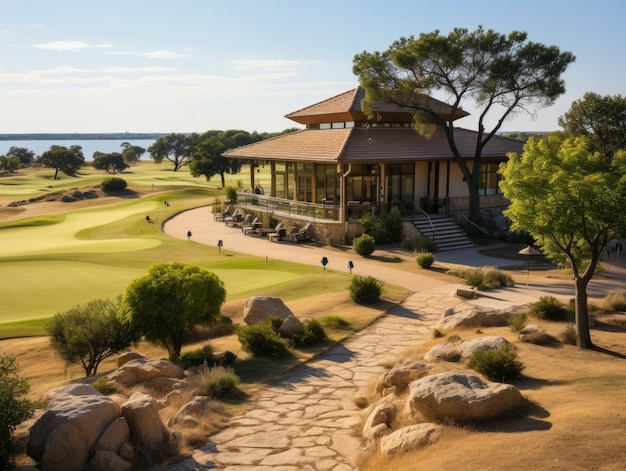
197,366,240,399
179,344,214,369
289,319,328,347
0,354,35,470
350,275,383,305
467,344,524,383
416,252,435,269
530,296,571,321
237,319,290,358
462,267,514,290
601,289,626,312
401,236,437,253
100,177,127,192
320,315,350,329
359,210,403,245
353,233,376,256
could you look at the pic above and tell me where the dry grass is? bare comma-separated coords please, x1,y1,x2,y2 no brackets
357,322,626,471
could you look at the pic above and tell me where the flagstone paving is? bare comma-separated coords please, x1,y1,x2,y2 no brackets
168,288,468,471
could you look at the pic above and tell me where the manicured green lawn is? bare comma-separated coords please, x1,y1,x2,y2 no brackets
0,163,351,338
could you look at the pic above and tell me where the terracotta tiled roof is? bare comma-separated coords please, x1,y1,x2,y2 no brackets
223,126,524,163
285,87,469,125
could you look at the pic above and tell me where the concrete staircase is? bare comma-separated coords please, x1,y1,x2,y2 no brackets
410,215,474,251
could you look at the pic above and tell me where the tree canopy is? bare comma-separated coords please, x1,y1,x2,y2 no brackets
0,353,35,468
6,146,35,165
500,134,626,348
148,133,200,171
39,145,85,179
190,130,264,187
558,92,626,160
121,262,227,360
47,298,137,376
120,142,146,164
353,26,575,224
92,152,128,174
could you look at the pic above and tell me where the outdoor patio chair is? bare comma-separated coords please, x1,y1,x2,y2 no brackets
214,204,233,222
285,222,312,242
227,212,250,229
241,216,260,234
223,207,242,225
250,221,284,238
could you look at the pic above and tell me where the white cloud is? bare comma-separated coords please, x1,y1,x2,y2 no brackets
104,49,189,59
33,41,90,51
232,59,324,70
101,66,176,74
95,43,114,49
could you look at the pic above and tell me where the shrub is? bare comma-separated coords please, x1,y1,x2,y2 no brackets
416,252,435,269
467,344,524,383
236,321,291,358
179,344,214,369
101,177,127,192
520,331,555,345
360,211,403,244
225,185,238,202
560,323,577,345
401,236,437,253
288,319,328,347
462,267,514,289
0,354,35,470
91,376,118,395
353,234,376,256
507,312,528,332
350,275,383,305
197,366,240,399
530,296,570,321
601,289,626,312
320,315,350,329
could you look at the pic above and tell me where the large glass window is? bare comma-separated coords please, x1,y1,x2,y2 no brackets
315,164,339,204
480,162,502,195
346,165,379,203
386,163,414,202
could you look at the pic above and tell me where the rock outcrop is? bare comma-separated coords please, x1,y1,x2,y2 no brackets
437,303,528,329
243,296,294,325
408,372,522,422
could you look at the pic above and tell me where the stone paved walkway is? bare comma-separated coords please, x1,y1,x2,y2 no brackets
168,288,462,471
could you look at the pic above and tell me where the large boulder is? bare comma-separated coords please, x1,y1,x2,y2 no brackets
116,351,146,368
437,304,527,330
408,372,522,422
279,314,304,335
376,362,433,393
243,296,294,325
88,450,132,471
120,392,170,451
167,395,222,429
94,417,130,453
108,358,185,388
379,423,442,456
423,336,510,362
363,403,395,439
456,336,510,359
27,394,120,471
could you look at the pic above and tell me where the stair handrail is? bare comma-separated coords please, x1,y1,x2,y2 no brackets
414,204,436,244
457,212,490,236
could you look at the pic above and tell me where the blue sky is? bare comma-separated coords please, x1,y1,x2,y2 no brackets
1,0,624,134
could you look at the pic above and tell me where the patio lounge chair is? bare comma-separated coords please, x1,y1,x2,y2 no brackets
241,216,260,234
214,204,233,222
223,207,243,225
284,222,312,243
249,221,284,238
227,212,250,229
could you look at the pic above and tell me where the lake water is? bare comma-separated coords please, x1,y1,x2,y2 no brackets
0,139,157,160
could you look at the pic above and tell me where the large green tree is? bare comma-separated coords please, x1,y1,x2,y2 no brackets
0,353,35,469
557,92,626,160
122,262,227,360
92,152,128,174
47,298,137,376
190,130,263,187
148,133,200,171
6,146,35,165
39,145,85,179
353,26,575,225
120,142,146,164
500,134,626,349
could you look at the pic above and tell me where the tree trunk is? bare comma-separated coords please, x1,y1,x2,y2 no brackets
54,168,59,180
574,276,594,349
220,172,226,189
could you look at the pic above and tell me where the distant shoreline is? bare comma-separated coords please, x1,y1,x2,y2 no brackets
0,132,170,141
